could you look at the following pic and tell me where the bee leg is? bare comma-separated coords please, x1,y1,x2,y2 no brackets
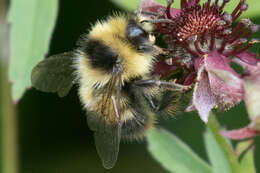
141,19,174,24
139,11,161,17
111,96,120,120
153,45,170,56
134,79,192,92
158,81,193,92
111,59,122,122
143,94,158,111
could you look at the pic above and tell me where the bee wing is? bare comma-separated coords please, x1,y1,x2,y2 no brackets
87,112,121,169
31,52,75,97
88,61,122,169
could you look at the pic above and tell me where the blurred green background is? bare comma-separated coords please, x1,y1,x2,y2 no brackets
1,0,260,172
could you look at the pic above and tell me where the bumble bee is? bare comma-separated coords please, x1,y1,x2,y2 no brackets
31,12,190,169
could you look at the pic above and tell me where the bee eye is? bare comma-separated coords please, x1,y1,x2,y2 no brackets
127,19,148,40
128,26,147,38
126,20,153,52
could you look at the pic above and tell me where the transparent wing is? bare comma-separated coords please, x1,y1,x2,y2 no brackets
88,61,122,169
31,52,75,97
87,111,121,169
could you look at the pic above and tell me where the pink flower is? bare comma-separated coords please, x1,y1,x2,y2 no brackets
220,126,259,140
220,61,260,139
139,0,259,123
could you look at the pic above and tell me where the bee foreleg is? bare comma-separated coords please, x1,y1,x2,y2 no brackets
152,45,170,55
140,19,174,24
134,79,192,92
158,81,192,92
139,11,160,17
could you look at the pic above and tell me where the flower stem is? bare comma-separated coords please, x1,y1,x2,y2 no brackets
0,0,19,172
0,63,19,173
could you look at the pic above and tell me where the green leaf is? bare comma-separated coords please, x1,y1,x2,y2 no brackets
110,0,170,11
31,52,75,97
110,0,260,18
147,128,213,173
205,114,241,173
204,129,232,173
110,0,175,11
223,0,260,18
154,0,168,6
110,0,141,11
201,0,260,18
8,0,58,101
236,140,256,173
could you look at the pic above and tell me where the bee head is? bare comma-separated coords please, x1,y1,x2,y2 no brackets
126,16,156,53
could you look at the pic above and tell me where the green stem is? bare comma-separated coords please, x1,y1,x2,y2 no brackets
0,0,19,172
207,112,241,173
0,64,19,173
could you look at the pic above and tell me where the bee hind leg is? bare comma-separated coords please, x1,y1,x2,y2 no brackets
143,93,158,111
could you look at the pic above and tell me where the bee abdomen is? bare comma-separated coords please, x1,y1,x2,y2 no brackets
121,111,155,140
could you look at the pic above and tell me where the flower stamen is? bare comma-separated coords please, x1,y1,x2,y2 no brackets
167,0,174,19
148,0,259,81
220,0,230,10
235,38,259,54
181,41,199,57
232,0,248,21
214,0,219,5
209,33,215,51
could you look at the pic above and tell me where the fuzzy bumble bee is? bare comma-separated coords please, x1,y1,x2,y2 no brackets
31,12,190,169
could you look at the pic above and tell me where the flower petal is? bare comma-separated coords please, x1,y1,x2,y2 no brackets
205,51,243,110
185,98,196,112
192,66,215,123
233,61,260,134
220,116,260,140
205,51,239,77
183,72,196,85
138,0,163,13
153,56,179,77
233,58,260,75
243,63,260,120
207,69,242,90
194,57,204,71
235,51,259,66
220,127,259,140
138,0,180,17
181,0,188,9
232,60,260,120
185,104,196,112
188,0,200,7
181,0,199,9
